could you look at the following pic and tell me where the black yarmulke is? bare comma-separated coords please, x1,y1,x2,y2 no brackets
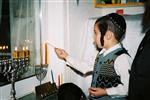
108,13,126,34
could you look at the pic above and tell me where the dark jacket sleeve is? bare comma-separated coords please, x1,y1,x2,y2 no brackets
128,30,150,100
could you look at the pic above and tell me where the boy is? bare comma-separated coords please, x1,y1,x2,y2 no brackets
55,13,131,100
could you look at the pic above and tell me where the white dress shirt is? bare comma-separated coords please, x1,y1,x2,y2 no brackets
66,43,132,97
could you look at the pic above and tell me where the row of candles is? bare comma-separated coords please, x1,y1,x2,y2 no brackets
40,42,48,65
0,45,31,60
0,42,48,63
12,42,48,63
0,45,11,60
0,45,9,50
13,46,30,59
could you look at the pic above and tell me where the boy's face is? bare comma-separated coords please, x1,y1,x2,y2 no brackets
93,24,102,49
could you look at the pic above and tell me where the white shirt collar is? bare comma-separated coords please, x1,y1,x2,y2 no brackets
99,43,122,57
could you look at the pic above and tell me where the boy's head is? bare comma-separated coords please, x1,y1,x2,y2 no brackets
93,13,126,49
58,83,86,100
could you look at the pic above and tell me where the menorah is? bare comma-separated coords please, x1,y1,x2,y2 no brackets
0,48,30,100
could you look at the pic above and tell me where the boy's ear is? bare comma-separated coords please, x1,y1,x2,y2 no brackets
105,31,112,40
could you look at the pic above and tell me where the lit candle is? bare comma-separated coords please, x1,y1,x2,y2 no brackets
3,45,5,50
15,46,17,51
6,46,8,49
22,46,25,58
40,44,43,65
45,42,48,64
0,46,2,50
13,46,18,59
25,46,30,58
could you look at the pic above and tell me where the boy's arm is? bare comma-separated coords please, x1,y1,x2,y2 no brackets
66,56,94,74
54,48,94,74
106,54,132,97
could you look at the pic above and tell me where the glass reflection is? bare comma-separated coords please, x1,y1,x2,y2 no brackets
0,0,41,86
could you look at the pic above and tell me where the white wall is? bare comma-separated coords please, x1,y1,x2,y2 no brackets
0,77,39,100
68,0,144,57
